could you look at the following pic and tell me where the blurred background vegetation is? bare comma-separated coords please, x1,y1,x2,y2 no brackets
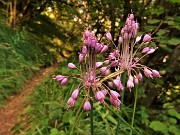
0,0,179,134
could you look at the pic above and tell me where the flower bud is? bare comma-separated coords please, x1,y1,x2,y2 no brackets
101,45,108,53
152,70,161,78
79,53,84,62
129,13,134,20
96,62,103,68
55,75,65,81
137,72,143,81
110,60,119,67
147,48,156,54
83,101,91,111
61,77,68,85
123,32,128,40
82,46,87,55
127,80,134,89
95,91,105,101
135,35,142,43
108,81,114,88
142,47,150,54
143,34,152,43
134,78,139,84
110,90,120,100
101,90,107,96
106,32,112,40
67,97,76,108
68,63,76,69
113,78,124,91
103,60,109,64
144,68,153,78
71,89,79,100
100,67,107,74
118,36,123,44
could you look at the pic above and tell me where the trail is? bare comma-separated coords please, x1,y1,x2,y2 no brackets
0,65,56,135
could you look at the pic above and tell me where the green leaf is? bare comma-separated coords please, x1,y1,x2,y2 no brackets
168,109,180,120
106,114,118,125
50,128,60,135
149,121,168,133
167,38,180,45
156,29,169,36
148,19,160,24
168,126,180,135
169,117,177,124
167,0,180,3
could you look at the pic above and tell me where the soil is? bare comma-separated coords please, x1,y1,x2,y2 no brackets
0,65,56,135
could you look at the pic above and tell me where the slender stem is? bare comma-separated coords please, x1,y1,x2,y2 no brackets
90,90,94,135
115,73,126,135
130,85,138,135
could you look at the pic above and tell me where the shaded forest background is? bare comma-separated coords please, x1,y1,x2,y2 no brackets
0,0,179,134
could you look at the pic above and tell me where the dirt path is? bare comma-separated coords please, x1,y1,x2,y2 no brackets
0,65,56,135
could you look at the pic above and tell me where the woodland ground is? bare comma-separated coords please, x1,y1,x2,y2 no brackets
0,65,57,135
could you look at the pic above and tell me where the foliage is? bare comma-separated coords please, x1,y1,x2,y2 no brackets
0,22,54,102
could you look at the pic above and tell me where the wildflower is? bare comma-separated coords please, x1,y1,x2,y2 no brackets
143,34,152,43
106,32,112,40
95,91,105,102
61,77,68,85
144,67,153,78
68,63,77,69
83,101,91,111
152,70,161,78
67,97,76,108
71,89,79,100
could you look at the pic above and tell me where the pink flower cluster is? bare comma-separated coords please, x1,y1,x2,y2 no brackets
54,12,161,111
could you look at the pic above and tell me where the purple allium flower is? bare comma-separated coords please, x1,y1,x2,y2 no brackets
143,34,152,43
79,53,84,62
61,77,68,85
137,72,143,81
106,32,112,40
142,47,150,54
101,45,108,53
127,79,134,89
100,67,108,74
82,46,88,55
108,81,114,88
152,70,161,78
67,97,76,108
144,67,153,78
54,13,161,111
134,78,139,84
103,60,109,65
110,60,119,67
96,62,103,68
68,63,77,69
118,36,123,44
110,90,120,100
147,47,156,54
101,90,107,96
71,89,79,100
135,35,142,43
113,76,124,91
95,91,105,102
83,101,91,111
55,75,65,81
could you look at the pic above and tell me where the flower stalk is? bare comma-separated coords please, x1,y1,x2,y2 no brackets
130,85,138,135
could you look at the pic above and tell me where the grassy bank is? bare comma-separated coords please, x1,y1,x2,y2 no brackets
0,22,55,103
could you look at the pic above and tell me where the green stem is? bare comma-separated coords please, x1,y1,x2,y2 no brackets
105,102,139,134
90,90,94,135
130,85,138,135
115,73,126,135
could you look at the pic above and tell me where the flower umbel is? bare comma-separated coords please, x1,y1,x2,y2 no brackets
54,12,161,111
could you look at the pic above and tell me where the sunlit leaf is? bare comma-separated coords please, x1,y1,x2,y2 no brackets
149,121,168,132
